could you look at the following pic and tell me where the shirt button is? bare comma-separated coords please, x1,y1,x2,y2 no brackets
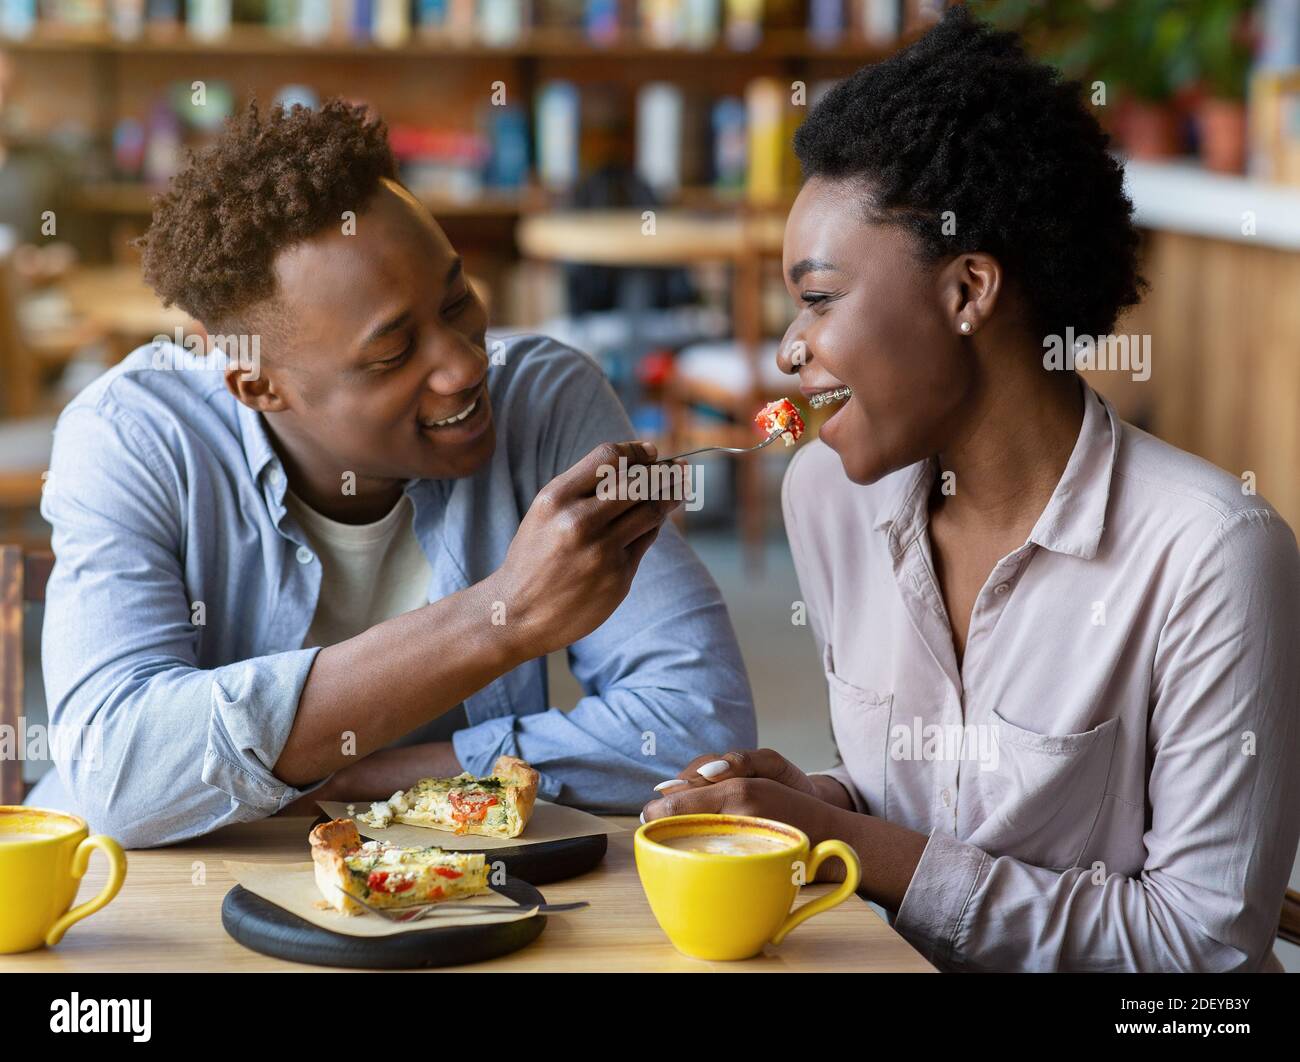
993,582,1010,595
295,546,315,565
941,788,952,807
268,468,284,487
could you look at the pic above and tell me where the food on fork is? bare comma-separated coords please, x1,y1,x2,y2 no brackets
754,398,806,447
309,818,489,915
357,755,539,838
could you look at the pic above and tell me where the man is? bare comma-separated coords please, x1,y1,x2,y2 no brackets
27,99,755,847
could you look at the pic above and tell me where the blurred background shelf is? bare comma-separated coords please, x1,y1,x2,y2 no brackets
68,180,764,215
0,24,909,59
69,180,543,215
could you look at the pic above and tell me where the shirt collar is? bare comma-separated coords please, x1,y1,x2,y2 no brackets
1026,380,1118,560
236,399,278,483
872,378,1119,561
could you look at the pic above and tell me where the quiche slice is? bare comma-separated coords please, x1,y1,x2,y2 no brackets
309,818,489,916
357,755,539,839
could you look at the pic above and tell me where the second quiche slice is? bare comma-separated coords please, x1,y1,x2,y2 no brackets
357,755,540,838
309,818,490,915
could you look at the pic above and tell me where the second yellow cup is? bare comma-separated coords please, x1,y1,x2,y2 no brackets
634,813,861,961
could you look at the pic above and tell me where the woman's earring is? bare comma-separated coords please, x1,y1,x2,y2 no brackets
959,321,973,334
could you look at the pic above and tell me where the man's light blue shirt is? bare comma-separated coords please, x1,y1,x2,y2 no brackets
27,333,755,847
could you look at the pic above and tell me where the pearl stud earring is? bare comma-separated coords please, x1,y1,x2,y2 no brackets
960,321,972,334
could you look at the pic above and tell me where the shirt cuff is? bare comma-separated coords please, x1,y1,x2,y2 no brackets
202,648,326,816
811,765,869,814
452,716,563,801
893,829,990,969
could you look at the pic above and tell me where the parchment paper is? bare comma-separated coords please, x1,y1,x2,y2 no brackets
316,798,624,851
225,859,539,937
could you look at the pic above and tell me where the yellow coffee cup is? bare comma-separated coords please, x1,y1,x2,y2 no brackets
0,806,126,954
634,813,861,961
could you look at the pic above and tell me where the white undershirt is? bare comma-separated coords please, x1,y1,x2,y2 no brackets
285,490,433,650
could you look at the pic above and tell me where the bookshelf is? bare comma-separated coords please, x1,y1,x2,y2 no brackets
0,3,931,323
2,23,904,59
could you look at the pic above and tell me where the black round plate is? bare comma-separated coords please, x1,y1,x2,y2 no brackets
487,832,608,885
221,879,547,969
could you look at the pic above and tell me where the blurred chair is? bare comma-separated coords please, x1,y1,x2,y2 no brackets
661,213,787,573
0,545,53,805
2,247,105,416
665,335,792,566
0,252,104,545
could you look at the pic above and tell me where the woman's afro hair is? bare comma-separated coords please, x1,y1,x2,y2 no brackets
137,97,397,328
793,6,1144,339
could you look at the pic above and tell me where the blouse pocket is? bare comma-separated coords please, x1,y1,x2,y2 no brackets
823,645,894,818
967,708,1120,871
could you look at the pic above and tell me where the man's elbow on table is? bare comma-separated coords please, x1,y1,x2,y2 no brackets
49,741,282,851
51,763,179,850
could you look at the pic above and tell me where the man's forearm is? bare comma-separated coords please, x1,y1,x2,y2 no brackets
274,574,530,787
275,740,463,815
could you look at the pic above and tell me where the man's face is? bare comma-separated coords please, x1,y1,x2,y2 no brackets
252,179,495,483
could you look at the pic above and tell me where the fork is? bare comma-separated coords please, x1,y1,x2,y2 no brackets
658,428,786,464
337,885,588,923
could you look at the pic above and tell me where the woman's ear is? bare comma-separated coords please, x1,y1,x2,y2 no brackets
938,251,1003,336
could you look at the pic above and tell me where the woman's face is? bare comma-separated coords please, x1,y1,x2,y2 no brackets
778,176,976,485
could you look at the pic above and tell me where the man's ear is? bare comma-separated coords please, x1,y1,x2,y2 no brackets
220,325,289,413
937,251,1003,334
224,364,289,412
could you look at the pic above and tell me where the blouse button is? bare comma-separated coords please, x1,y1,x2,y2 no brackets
295,545,315,565
993,582,1010,595
941,788,952,807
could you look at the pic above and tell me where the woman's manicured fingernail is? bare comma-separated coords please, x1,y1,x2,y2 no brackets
654,779,688,792
698,759,730,779
639,811,647,824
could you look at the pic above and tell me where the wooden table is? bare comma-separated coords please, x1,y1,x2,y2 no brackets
60,266,194,359
516,209,785,267
2,815,935,972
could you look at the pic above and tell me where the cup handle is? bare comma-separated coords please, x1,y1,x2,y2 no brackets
44,834,127,947
769,839,862,946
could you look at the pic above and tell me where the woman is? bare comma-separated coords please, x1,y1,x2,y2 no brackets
642,8,1300,972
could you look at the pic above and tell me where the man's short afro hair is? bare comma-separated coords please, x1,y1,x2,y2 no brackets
793,6,1144,339
138,98,397,328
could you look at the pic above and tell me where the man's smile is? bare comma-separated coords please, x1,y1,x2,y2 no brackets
420,394,479,428
416,381,492,446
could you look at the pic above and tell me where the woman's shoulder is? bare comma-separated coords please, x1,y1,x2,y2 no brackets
1109,420,1298,593
1111,419,1295,546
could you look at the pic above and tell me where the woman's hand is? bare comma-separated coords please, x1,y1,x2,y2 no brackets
641,776,855,881
651,748,855,810
644,748,930,907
